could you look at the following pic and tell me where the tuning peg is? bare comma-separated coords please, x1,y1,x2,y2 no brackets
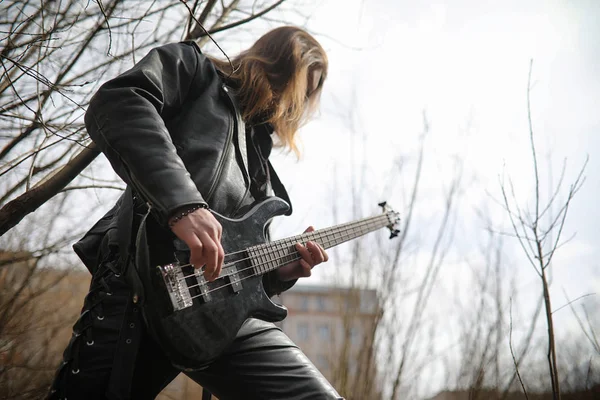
389,229,400,239
378,201,387,209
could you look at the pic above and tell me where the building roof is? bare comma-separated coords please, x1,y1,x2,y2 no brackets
285,283,378,296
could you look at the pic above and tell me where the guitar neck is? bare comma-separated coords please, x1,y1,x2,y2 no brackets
247,214,390,275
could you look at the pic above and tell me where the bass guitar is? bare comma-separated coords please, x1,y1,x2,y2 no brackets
140,196,400,370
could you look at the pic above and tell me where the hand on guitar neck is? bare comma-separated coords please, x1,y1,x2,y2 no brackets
170,209,328,282
276,226,329,282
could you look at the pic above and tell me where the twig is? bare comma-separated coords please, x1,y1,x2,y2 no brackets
552,292,596,315
194,0,287,38
509,299,529,400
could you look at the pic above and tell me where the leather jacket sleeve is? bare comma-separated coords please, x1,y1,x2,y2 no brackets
85,42,210,225
263,273,298,298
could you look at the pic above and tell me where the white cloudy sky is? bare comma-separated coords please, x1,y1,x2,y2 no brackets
278,2,598,392
243,0,600,310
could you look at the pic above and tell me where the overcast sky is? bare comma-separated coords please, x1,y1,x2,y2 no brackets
243,0,600,312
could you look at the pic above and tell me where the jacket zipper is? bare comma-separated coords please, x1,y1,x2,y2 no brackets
205,85,236,203
216,84,251,214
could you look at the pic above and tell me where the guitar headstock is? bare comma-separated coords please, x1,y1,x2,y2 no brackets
378,201,401,239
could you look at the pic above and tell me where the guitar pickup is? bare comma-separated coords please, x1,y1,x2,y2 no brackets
223,270,242,293
193,269,213,303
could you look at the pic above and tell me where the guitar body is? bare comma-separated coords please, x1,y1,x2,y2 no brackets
138,197,290,371
136,196,399,371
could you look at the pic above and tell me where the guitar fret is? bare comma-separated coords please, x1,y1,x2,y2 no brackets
283,237,294,266
262,246,269,273
247,214,391,275
282,241,290,264
274,241,281,267
255,248,260,274
262,244,271,272
325,227,334,249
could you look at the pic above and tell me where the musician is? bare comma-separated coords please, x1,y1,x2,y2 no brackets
49,26,342,399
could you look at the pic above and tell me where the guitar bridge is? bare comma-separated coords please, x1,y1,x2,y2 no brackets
158,263,193,311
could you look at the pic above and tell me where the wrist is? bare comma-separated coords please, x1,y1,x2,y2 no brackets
168,203,209,228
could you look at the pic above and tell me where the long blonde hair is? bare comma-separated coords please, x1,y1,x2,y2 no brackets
209,26,328,156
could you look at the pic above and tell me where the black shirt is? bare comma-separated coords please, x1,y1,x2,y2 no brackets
246,123,273,201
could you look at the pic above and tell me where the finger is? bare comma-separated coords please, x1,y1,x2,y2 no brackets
199,232,219,281
304,225,315,233
299,259,312,277
210,222,222,242
295,243,314,267
184,232,204,269
306,241,325,264
216,242,225,278
314,242,329,262
209,224,224,279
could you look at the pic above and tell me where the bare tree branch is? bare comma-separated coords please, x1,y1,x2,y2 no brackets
0,143,100,236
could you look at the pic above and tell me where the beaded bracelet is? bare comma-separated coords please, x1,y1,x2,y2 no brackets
168,203,209,228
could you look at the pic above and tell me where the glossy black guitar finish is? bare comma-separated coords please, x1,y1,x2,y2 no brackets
141,197,290,371
138,196,399,371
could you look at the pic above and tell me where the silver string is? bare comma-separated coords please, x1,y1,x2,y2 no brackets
183,216,389,299
175,214,390,281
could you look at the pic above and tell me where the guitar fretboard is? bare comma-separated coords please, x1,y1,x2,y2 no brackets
247,214,390,275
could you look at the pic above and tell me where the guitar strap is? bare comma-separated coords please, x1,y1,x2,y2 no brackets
115,188,148,311
267,159,293,216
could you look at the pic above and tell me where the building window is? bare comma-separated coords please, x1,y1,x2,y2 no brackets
297,323,309,341
316,354,329,371
349,360,357,376
299,297,309,311
316,296,327,311
350,326,361,346
317,324,330,340
360,295,375,313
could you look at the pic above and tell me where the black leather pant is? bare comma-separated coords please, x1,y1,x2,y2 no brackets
49,257,342,400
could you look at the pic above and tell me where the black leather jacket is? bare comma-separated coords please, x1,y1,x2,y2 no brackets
86,41,253,223
76,41,293,296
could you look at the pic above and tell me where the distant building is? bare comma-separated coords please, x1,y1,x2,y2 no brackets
0,253,381,399
427,387,600,400
163,283,382,399
276,284,381,398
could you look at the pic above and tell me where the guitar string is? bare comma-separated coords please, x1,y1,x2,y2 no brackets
172,213,391,280
173,214,389,282
178,217,388,299
184,217,385,290
186,219,386,300
188,254,305,300
182,215,389,287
